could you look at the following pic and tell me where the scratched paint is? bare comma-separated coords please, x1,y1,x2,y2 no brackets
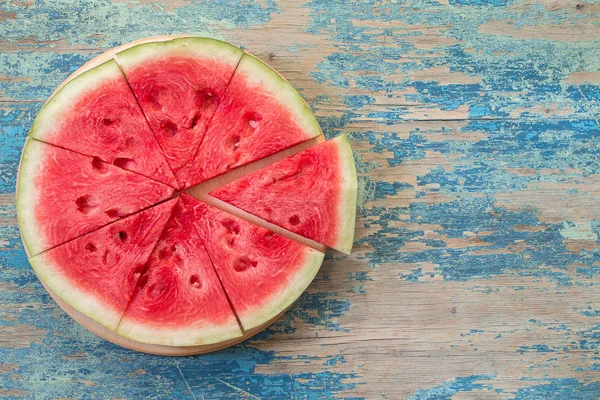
2,0,600,398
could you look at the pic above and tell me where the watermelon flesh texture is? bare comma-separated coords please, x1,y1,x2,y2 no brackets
117,38,244,186
116,197,242,346
28,199,177,331
186,194,324,331
28,59,177,188
210,135,357,254
182,53,323,188
17,139,174,257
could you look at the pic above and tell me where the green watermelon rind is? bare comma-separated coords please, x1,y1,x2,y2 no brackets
17,139,49,257
28,60,122,143
29,252,124,331
333,135,358,255
115,314,243,347
238,249,325,331
235,52,323,141
116,37,244,72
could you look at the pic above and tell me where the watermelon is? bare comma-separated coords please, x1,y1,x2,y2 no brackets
17,38,358,349
116,197,242,346
28,59,177,187
28,199,177,330
116,38,244,186
182,53,323,188
17,139,174,256
210,135,357,254
185,194,325,331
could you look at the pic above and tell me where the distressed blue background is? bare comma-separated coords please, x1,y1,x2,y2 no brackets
1,0,600,398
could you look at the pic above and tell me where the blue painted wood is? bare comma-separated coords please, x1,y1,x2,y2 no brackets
1,0,600,398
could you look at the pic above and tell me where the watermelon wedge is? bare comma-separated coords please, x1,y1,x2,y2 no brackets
17,139,174,256
117,38,244,186
182,53,323,187
116,197,241,346
28,59,177,187
29,199,177,330
185,194,325,331
210,135,357,254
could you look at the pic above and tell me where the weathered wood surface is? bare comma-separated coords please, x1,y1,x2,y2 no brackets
1,0,599,398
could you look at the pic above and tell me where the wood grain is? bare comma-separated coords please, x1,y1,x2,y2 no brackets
1,0,599,398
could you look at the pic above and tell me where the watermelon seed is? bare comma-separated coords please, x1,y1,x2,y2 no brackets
189,275,202,289
85,243,97,253
145,93,162,109
161,120,178,137
118,231,128,242
228,135,241,150
195,89,216,110
189,114,201,129
75,195,99,215
233,257,258,272
113,157,135,169
102,118,116,126
221,218,240,235
289,215,301,226
157,248,170,260
105,208,123,219
91,157,108,173
137,273,149,288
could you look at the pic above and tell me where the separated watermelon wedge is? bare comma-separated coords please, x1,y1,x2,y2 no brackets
210,135,357,254
17,139,174,256
28,59,177,187
186,194,325,331
116,197,242,346
182,53,323,188
116,38,244,187
29,199,177,331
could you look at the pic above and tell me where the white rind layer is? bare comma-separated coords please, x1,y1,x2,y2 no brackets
333,135,358,255
29,60,122,143
238,249,325,331
17,139,48,257
235,53,322,141
29,252,123,331
116,37,243,72
116,316,243,347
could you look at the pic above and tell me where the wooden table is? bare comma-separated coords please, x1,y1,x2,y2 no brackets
1,1,599,398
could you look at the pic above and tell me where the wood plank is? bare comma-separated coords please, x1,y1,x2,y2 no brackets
1,0,599,398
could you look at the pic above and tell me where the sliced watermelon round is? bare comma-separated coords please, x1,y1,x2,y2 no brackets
210,135,357,254
185,194,325,331
18,38,357,350
116,197,242,346
182,52,323,188
29,199,177,331
117,38,244,186
28,59,177,187
17,139,174,256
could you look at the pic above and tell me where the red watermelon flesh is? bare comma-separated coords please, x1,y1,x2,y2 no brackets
117,38,244,185
28,199,177,331
186,194,324,331
182,53,323,188
17,139,174,257
210,135,357,254
116,197,242,346
28,59,177,187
